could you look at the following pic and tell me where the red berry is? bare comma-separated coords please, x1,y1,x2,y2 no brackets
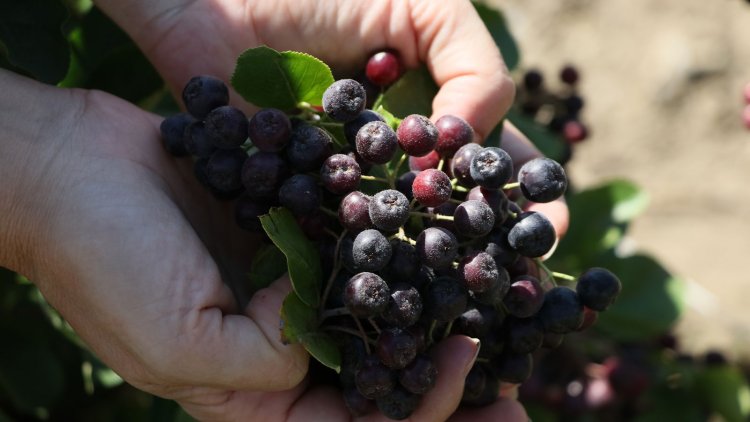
408,150,440,171
412,169,452,207
366,51,403,87
563,120,588,143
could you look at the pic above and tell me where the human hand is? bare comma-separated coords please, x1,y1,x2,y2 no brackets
0,66,527,421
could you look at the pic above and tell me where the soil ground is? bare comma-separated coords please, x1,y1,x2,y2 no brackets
489,0,750,359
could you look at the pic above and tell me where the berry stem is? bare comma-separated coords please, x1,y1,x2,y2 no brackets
410,211,454,221
353,317,372,355
320,229,347,309
320,306,351,320
360,175,390,184
319,206,339,218
450,179,468,193
552,271,577,281
427,320,438,347
503,182,520,190
389,228,417,246
368,318,382,335
442,320,454,340
437,158,445,171
323,325,377,346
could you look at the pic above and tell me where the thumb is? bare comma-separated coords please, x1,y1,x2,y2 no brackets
410,0,515,139
176,275,309,392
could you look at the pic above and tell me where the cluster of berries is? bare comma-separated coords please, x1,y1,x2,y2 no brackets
516,65,588,163
158,51,621,420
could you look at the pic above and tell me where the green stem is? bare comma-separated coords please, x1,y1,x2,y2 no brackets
320,229,347,309
427,320,438,347
552,271,577,281
411,211,454,221
320,307,350,320
361,175,390,184
319,207,339,218
442,320,454,340
437,158,445,171
503,182,520,190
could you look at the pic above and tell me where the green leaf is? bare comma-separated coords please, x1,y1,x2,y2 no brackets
696,366,750,422
279,292,317,344
0,0,70,84
551,179,649,269
260,207,322,307
374,105,402,130
379,66,438,118
231,46,335,110
299,332,341,373
505,108,567,162
593,253,686,341
472,2,520,71
248,244,287,293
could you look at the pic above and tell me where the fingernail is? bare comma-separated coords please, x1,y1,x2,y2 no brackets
463,337,481,374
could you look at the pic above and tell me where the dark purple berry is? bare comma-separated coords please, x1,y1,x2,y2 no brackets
241,152,290,200
416,227,458,269
352,229,392,272
576,267,622,311
470,147,513,189
375,387,420,420
537,286,584,334
493,352,533,384
205,105,248,149
399,354,437,395
323,79,366,122
320,153,361,194
523,69,543,92
184,121,217,158
451,143,482,188
381,283,423,328
435,115,474,157
485,227,520,268
342,387,373,417
182,75,229,119
458,251,499,293
355,354,396,399
356,121,398,164
205,148,247,192
381,241,420,284
461,364,488,404
518,157,567,203
344,109,385,146
507,211,556,257
503,275,545,318
339,191,373,232
471,266,511,306
506,318,544,354
560,65,579,85
278,174,320,216
396,114,438,157
160,113,194,156
286,123,333,172
377,328,418,370
369,189,410,232
454,200,495,238
395,170,417,201
423,276,468,322
248,108,291,152
344,272,390,318
454,305,495,338
467,186,510,225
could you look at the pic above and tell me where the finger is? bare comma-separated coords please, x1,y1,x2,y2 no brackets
357,335,481,422
172,275,309,392
408,0,515,139
501,121,570,239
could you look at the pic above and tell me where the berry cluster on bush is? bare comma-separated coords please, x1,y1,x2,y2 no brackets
515,65,588,164
159,50,621,420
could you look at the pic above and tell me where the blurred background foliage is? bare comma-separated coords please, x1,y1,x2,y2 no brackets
0,0,746,420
